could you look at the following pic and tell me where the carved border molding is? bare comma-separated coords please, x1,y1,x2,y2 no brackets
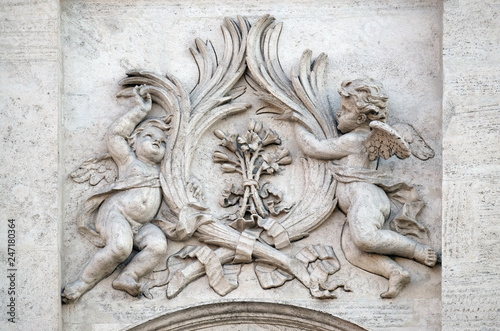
127,301,367,331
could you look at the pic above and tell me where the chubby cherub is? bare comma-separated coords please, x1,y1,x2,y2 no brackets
295,78,437,298
62,87,170,303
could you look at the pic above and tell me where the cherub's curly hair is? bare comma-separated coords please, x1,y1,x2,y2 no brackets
338,78,388,122
127,116,171,150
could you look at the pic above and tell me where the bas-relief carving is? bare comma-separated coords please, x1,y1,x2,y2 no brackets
62,15,438,304
62,87,171,302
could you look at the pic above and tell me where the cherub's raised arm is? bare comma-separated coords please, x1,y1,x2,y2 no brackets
295,125,357,160
107,87,152,166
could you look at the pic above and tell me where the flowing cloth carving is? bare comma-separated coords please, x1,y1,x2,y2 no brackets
330,163,430,241
77,175,161,248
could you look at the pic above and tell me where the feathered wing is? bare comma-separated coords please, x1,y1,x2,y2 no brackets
246,15,338,240
391,122,435,160
118,17,250,225
70,153,118,247
366,121,411,161
70,153,117,186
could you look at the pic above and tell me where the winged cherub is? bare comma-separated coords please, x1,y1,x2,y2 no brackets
295,78,438,298
62,86,170,303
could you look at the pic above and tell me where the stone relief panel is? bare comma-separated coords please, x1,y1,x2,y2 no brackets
63,15,438,303
61,6,442,329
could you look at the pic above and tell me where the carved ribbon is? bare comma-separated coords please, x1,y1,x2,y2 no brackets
233,228,262,263
242,179,259,189
256,216,291,249
254,244,344,299
153,202,214,241
295,245,342,299
171,245,240,296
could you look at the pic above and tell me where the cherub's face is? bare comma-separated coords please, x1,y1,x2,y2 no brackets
337,96,367,134
135,127,167,164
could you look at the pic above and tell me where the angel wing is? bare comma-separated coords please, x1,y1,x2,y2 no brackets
69,153,117,186
391,122,435,160
118,17,250,225
367,121,411,161
246,15,338,240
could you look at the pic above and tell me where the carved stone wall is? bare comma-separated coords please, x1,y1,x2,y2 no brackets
0,1,499,331
0,0,62,329
442,0,500,329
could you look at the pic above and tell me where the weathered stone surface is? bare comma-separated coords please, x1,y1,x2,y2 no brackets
0,0,61,330
0,0,499,330
442,0,500,330
60,2,442,329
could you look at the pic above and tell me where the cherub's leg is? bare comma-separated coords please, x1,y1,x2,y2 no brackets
113,223,167,297
348,185,437,267
342,222,410,298
62,210,133,303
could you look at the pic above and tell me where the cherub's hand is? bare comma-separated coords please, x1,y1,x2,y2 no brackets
133,86,152,112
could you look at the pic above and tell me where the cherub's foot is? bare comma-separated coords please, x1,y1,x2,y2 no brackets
61,279,92,304
413,244,437,267
112,274,142,297
380,269,411,299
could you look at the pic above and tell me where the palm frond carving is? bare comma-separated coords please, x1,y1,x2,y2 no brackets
247,15,337,139
119,17,251,219
246,15,338,240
